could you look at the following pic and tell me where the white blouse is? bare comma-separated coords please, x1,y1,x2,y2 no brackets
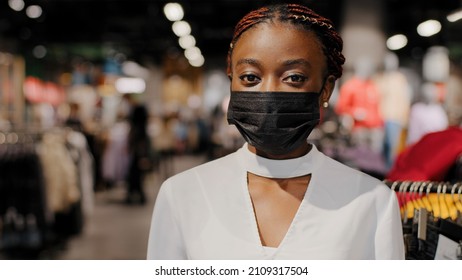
147,144,405,260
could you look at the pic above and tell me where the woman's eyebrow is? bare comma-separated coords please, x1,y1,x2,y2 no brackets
236,58,261,67
282,59,311,67
235,58,311,69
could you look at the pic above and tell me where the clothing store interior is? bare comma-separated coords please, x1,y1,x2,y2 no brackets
1,0,462,260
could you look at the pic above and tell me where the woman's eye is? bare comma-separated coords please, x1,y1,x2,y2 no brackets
239,74,260,84
285,74,307,83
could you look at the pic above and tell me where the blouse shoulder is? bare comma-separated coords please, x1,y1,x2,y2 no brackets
319,152,392,195
161,151,241,192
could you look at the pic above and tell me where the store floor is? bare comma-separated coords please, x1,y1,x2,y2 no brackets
56,153,208,260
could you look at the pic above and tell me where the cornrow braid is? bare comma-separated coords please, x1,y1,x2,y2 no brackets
226,7,270,75
227,3,345,79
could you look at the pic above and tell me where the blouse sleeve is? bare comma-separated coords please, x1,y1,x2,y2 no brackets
375,190,405,259
147,180,187,259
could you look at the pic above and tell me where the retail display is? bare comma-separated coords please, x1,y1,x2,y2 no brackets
385,180,462,260
0,128,94,259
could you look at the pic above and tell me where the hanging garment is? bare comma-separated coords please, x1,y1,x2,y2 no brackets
66,130,95,216
147,144,404,260
0,142,51,258
387,127,462,182
36,131,80,213
385,180,462,260
406,214,462,260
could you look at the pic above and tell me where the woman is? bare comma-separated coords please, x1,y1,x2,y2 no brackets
147,3,404,260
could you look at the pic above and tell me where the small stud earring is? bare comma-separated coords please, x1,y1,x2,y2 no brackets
322,101,329,108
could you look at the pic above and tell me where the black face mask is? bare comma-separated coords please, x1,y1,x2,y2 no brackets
227,91,321,155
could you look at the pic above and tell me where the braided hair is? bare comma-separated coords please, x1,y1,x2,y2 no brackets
227,3,345,79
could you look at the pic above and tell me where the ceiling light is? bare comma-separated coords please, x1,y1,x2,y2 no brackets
179,35,196,49
417,19,441,37
26,5,42,19
386,34,408,50
8,0,25,11
163,3,184,22
172,21,191,37
447,9,462,22
189,55,205,68
184,47,201,61
33,45,47,59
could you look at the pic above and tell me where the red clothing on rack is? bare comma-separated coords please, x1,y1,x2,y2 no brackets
386,126,462,181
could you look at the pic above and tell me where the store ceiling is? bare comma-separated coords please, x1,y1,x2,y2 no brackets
0,0,462,67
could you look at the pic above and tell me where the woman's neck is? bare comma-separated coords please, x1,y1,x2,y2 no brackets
248,143,312,160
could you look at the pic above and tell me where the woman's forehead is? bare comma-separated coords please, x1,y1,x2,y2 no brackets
231,22,325,67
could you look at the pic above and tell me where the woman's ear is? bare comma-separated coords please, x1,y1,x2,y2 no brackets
320,75,336,104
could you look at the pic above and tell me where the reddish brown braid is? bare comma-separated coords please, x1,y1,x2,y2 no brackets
227,3,345,79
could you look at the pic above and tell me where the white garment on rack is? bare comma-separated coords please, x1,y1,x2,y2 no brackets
147,144,405,260
37,131,80,213
67,130,95,216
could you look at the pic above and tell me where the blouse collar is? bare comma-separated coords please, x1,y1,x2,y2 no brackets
237,143,322,178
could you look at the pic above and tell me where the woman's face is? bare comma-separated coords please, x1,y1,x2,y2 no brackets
230,22,335,101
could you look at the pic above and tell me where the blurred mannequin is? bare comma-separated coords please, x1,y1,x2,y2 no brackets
374,52,412,170
407,82,448,145
336,57,384,163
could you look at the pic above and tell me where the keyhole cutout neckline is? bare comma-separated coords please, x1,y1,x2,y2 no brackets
237,143,322,251
247,172,311,248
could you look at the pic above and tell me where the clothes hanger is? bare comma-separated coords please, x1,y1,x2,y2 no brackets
407,182,420,219
430,183,442,219
398,181,407,220
421,182,433,213
402,181,414,220
390,180,400,196
455,184,462,214
450,183,461,220
408,182,416,206
410,182,422,210
415,181,427,210
438,183,450,220
457,185,462,225
397,181,407,220
444,183,458,221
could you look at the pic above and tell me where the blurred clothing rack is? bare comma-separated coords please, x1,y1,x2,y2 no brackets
384,180,462,194
383,179,462,260
383,179,462,221
0,126,95,259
